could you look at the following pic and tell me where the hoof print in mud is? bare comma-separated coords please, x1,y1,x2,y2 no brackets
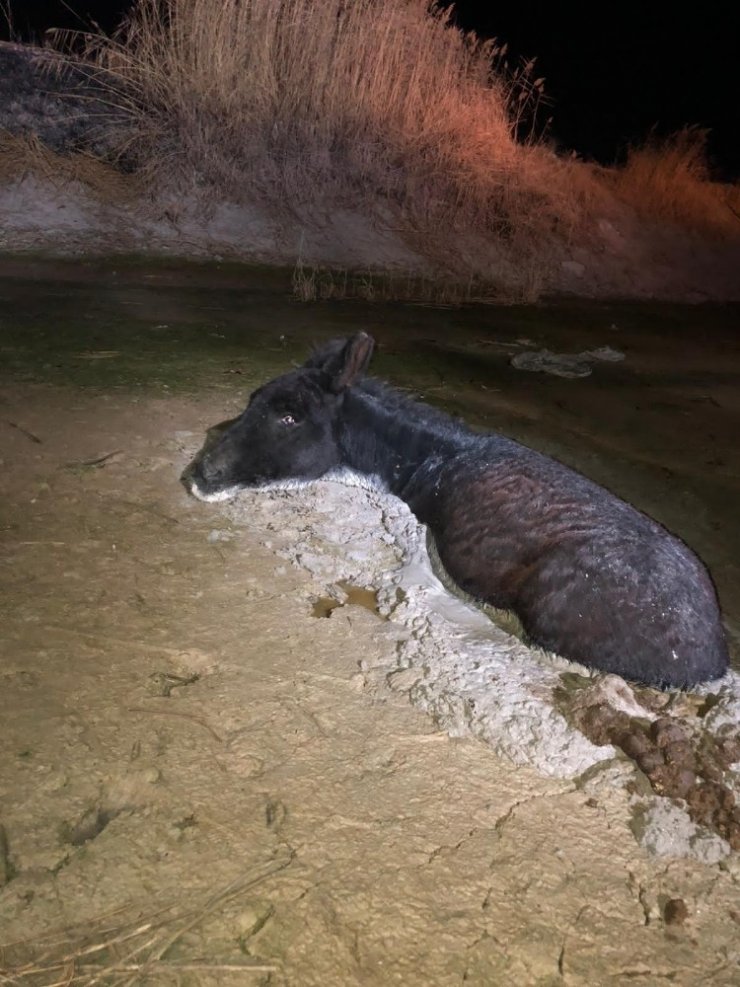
62,805,122,848
265,799,287,830
664,898,690,927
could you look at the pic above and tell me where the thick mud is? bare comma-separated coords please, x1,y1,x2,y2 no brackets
1,259,739,985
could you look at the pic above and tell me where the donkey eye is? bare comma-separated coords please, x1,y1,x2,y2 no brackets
280,413,298,426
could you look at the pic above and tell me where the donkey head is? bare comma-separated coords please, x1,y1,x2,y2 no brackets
184,332,374,501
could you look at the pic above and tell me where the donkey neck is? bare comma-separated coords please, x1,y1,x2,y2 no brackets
338,382,472,498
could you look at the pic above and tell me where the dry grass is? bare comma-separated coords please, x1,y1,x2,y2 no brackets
0,132,139,202
0,853,291,985
291,258,508,304
610,128,740,238
52,0,577,297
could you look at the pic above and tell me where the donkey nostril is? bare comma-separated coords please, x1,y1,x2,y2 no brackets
192,452,236,489
181,454,215,486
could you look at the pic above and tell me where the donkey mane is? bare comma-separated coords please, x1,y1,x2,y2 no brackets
310,337,470,438
356,376,475,439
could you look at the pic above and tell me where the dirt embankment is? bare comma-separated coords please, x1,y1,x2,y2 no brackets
1,40,739,304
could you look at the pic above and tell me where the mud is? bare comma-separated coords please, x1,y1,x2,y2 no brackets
1,260,740,984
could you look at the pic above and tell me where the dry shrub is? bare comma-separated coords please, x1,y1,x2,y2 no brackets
612,128,740,238
290,259,506,304
59,0,576,296
0,131,140,201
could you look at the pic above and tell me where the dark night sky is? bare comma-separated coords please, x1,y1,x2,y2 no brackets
2,1,738,179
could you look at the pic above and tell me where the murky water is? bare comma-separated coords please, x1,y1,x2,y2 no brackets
312,580,382,619
1,255,738,654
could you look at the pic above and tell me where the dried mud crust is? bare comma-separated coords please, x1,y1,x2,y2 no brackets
1,383,740,985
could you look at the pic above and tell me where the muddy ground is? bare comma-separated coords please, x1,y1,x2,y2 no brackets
1,259,739,985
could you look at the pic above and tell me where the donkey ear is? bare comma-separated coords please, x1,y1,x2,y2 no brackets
307,333,374,392
329,332,375,392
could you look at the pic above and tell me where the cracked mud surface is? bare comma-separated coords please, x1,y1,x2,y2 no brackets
1,384,739,986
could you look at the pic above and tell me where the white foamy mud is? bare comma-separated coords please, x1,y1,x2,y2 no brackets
220,480,610,778
215,475,740,860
